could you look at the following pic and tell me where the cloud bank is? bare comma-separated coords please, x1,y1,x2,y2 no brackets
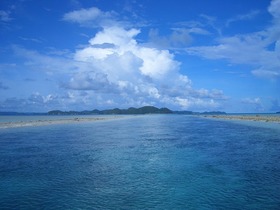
1,6,227,112
67,24,226,110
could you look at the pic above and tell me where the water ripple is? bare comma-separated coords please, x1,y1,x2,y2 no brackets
0,115,280,209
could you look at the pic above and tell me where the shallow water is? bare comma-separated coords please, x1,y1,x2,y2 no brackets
0,115,280,209
0,115,115,123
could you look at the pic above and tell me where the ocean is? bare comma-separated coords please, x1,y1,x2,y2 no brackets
0,115,280,209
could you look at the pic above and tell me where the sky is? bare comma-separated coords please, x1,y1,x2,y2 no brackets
0,0,280,113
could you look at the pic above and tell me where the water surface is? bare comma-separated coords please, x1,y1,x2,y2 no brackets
0,115,280,209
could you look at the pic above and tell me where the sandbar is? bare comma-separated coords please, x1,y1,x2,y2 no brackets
202,115,280,123
0,116,123,129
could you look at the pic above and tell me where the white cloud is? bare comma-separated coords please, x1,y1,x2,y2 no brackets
148,27,210,50
63,71,117,92
186,0,280,79
19,36,42,43
148,28,192,49
191,89,228,100
242,97,261,104
3,7,228,112
74,26,181,81
62,7,117,27
268,0,280,20
89,27,139,47
226,10,260,27
0,93,62,112
7,23,227,111
137,47,179,79
63,7,102,23
200,14,222,36
69,25,226,110
241,97,264,112
174,97,220,110
12,45,78,74
252,69,280,78
188,33,271,64
75,46,115,60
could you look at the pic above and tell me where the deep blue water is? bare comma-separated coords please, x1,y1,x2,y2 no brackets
0,115,280,209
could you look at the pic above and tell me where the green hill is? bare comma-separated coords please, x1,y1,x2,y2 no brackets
47,106,173,115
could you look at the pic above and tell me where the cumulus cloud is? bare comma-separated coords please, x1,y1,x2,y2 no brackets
66,24,226,110
74,26,181,81
3,6,227,111
7,31,227,111
62,71,117,92
187,0,280,79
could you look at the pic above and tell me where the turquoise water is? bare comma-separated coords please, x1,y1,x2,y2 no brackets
0,115,280,209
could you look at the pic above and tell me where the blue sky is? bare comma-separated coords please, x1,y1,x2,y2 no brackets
0,0,280,113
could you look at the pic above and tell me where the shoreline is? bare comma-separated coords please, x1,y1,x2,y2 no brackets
0,116,124,129
201,114,280,123
1,114,280,129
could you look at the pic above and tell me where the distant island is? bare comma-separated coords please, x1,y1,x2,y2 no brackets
47,106,227,115
2,107,280,128
48,106,173,115
0,106,228,116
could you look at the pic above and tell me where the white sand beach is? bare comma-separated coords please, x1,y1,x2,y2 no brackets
202,115,280,123
0,116,124,129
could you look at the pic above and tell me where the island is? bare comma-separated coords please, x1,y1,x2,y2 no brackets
48,106,173,115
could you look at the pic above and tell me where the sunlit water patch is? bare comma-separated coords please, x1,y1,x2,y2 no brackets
0,115,280,209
